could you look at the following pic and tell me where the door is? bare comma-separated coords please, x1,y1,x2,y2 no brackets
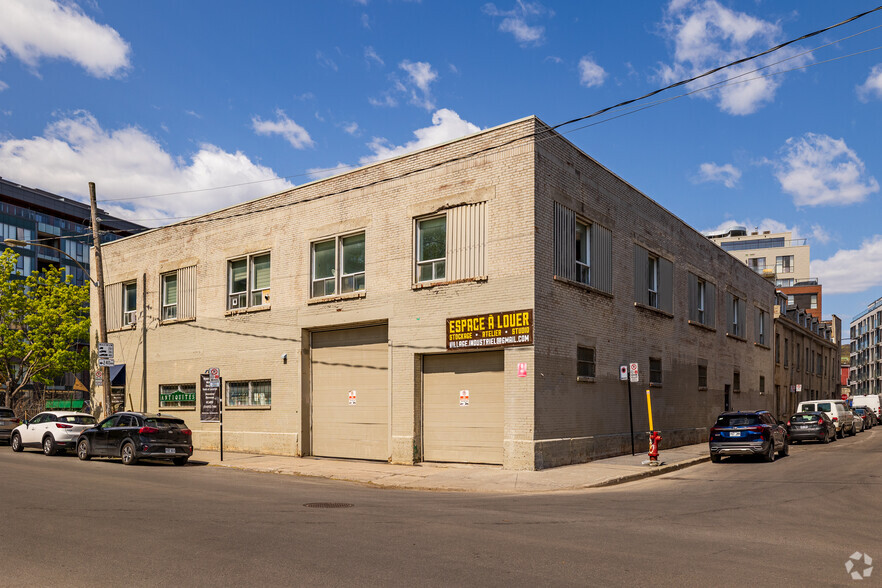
423,351,505,465
311,325,389,460
21,413,48,446
92,415,120,455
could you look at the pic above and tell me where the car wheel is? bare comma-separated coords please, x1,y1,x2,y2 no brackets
77,439,91,461
764,441,776,462
172,456,188,466
710,454,721,463
823,431,831,444
779,439,789,457
850,424,857,437
120,442,138,466
10,433,22,452
836,427,843,439
42,435,57,456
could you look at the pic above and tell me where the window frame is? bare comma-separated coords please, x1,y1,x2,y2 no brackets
775,255,794,273
647,255,659,309
698,364,708,390
122,281,137,326
697,279,706,324
649,357,662,386
159,383,196,409
415,214,447,283
310,231,366,298
574,219,591,285
161,272,178,321
227,252,271,310
577,346,596,380
225,379,272,408
733,370,741,393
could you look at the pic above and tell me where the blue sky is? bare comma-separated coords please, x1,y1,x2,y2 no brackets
1,0,881,335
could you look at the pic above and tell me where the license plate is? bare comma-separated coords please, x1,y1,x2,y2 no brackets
728,431,741,437
165,448,176,454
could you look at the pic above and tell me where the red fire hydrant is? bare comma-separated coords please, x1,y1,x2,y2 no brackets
648,430,662,465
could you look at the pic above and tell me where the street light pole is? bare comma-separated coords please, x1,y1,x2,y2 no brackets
89,182,111,418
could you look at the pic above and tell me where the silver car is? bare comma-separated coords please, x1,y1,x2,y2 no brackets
0,407,20,444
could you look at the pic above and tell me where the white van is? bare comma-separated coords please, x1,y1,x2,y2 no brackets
796,400,856,438
851,394,882,420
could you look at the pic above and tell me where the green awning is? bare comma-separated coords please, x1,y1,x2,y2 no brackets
45,399,85,410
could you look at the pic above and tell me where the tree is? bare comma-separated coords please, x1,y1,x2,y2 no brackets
0,249,90,411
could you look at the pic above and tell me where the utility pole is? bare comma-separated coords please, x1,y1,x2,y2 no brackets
89,182,111,417
142,272,147,412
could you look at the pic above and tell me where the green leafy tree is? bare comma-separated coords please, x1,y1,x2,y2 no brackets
0,249,90,410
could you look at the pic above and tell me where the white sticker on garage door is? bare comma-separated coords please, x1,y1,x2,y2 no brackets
348,390,357,405
459,390,469,406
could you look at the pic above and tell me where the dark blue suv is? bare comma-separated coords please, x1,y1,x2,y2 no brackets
709,410,788,463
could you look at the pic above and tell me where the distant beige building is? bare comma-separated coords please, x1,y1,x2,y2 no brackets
850,295,882,396
92,116,775,470
706,228,810,288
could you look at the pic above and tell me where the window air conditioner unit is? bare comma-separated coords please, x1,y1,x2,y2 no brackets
229,293,246,309
124,310,137,325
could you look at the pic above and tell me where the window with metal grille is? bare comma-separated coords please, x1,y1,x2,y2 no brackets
577,346,595,379
159,383,196,408
226,380,271,407
698,364,707,389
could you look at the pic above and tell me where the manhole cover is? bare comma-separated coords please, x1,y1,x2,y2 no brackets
303,502,354,509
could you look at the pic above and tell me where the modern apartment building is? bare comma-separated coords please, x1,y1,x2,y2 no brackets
706,228,810,288
93,116,775,470
850,295,882,395
772,292,840,419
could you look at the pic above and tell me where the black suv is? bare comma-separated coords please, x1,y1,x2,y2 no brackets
76,412,193,466
709,410,788,463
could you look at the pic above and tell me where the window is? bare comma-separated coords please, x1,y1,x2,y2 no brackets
226,380,271,407
688,273,715,327
311,232,366,298
123,282,137,325
575,220,590,285
747,257,766,272
159,384,196,409
806,348,810,373
787,295,795,305
697,280,706,324
775,255,794,273
228,253,270,310
760,376,765,394
810,294,818,310
776,279,794,287
733,371,741,392
756,309,768,345
650,358,662,385
647,255,659,308
698,365,707,389
577,346,595,379
161,273,177,321
796,344,801,370
553,203,612,293
416,216,446,282
727,293,745,337
775,333,781,364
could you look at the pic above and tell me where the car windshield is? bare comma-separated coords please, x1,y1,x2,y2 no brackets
0,409,14,418
791,414,819,422
717,415,761,427
59,415,96,425
144,417,186,429
817,403,833,412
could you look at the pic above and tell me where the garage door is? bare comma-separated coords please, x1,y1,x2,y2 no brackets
311,325,389,460
423,351,504,465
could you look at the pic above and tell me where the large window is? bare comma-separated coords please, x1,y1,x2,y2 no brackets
123,282,137,326
416,216,446,282
575,220,591,285
747,257,766,272
159,384,196,409
757,309,768,345
650,358,662,385
727,293,746,337
647,255,659,308
228,253,270,310
688,273,715,327
635,245,672,313
311,232,366,298
775,255,794,273
227,380,271,407
161,272,177,321
577,346,595,379
553,203,612,293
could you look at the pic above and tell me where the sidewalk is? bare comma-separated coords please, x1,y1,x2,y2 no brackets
191,442,710,493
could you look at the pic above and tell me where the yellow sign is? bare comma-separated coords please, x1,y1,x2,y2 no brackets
446,309,533,350
73,377,89,392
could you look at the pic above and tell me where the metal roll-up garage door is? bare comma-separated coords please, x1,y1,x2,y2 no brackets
423,351,504,465
311,325,389,460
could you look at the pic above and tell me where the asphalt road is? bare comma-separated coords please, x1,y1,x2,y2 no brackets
1,429,880,587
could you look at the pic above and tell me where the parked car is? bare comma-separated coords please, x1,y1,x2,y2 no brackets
851,394,882,421
786,411,836,444
0,407,21,445
10,411,97,455
852,412,864,433
76,412,193,466
796,400,855,438
709,410,788,463
852,407,874,429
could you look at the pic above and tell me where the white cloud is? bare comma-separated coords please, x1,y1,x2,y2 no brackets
482,2,553,46
578,56,607,88
810,224,832,245
773,133,878,207
545,56,563,65
184,110,202,119
692,162,741,188
657,0,811,115
704,218,800,239
856,63,882,102
812,236,882,294
316,50,338,71
400,60,438,110
0,80,7,92
0,111,293,227
0,0,130,77
364,45,384,67
342,121,359,135
360,108,480,164
251,109,314,149
306,162,355,181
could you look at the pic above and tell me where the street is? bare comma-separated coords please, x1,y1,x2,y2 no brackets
2,430,880,587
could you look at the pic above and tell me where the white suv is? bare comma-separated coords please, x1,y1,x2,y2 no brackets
10,411,97,455
796,400,855,438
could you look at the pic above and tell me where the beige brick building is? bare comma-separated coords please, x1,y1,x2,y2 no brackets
92,116,776,470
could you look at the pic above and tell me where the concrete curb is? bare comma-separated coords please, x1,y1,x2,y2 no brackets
585,455,711,488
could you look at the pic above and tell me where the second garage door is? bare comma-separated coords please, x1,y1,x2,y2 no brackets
311,325,389,460
423,351,504,465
